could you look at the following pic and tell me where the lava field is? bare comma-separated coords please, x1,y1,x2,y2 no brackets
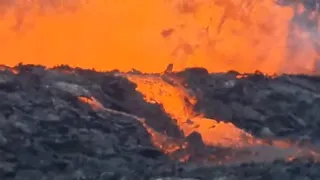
1,64,320,180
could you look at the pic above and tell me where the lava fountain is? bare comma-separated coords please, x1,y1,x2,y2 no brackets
0,0,318,74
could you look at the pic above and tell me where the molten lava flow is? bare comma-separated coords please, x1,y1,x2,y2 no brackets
125,73,320,163
73,72,320,163
126,74,263,148
78,96,105,111
2,0,320,163
77,95,187,156
0,0,319,74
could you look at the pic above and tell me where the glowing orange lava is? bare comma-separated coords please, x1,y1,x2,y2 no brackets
2,0,320,163
76,74,320,163
124,72,320,162
0,0,318,74
78,96,105,111
125,74,262,148
78,94,188,155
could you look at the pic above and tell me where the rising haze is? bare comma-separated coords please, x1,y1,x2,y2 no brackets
0,0,318,74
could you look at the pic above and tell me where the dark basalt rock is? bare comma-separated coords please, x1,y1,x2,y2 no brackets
1,65,320,179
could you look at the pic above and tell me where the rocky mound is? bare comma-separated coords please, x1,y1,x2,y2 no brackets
177,68,320,141
0,64,320,180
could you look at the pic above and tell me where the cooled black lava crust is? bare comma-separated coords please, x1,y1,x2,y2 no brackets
1,65,320,180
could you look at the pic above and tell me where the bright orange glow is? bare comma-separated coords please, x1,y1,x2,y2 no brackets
0,0,315,74
2,0,320,163
125,73,320,162
126,74,262,148
76,75,320,163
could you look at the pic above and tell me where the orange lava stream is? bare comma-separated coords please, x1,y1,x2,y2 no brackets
75,76,320,162
77,95,189,155
78,96,105,111
125,73,320,162
0,0,317,74
126,74,263,148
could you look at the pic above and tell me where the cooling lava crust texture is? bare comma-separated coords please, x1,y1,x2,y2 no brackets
1,64,320,180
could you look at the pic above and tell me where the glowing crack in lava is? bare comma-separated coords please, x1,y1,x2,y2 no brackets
0,0,319,74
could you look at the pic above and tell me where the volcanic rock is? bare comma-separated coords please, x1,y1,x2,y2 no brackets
1,65,320,179
176,69,320,139
260,127,275,138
